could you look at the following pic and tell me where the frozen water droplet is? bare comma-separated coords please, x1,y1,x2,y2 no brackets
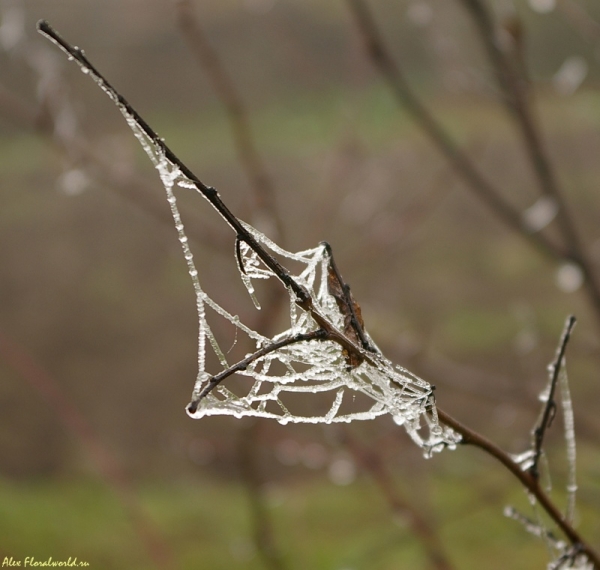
528,0,555,13
539,382,551,402
523,196,558,232
553,56,588,96
57,169,89,196
406,2,433,27
278,417,289,426
555,263,584,293
328,456,356,486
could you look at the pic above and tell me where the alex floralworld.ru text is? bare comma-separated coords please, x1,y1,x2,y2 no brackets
2,557,89,567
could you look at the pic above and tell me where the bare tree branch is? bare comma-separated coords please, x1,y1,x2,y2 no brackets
0,329,176,570
175,0,284,242
345,0,568,262
341,430,454,570
529,315,577,479
37,21,600,567
458,0,600,324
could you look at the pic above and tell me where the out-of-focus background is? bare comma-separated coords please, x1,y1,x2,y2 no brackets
1,0,600,568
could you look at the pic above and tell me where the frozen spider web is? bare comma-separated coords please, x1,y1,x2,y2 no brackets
107,85,459,455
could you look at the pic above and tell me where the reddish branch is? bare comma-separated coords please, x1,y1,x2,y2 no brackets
342,430,454,570
238,422,287,570
0,330,175,570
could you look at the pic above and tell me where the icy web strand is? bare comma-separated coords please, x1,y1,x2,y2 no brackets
114,97,458,456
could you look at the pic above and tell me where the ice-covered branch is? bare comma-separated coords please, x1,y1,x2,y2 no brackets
530,315,577,479
37,20,308,307
38,20,600,567
187,329,328,413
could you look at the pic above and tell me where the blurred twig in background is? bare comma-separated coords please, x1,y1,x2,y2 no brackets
176,0,284,243
238,422,287,570
347,0,600,328
177,3,291,566
458,0,600,323
341,429,454,570
557,0,600,49
0,6,229,251
0,329,176,570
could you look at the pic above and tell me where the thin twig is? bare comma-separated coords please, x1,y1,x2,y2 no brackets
530,315,577,479
37,22,600,566
238,422,288,570
341,430,454,570
437,405,599,567
37,21,307,304
187,329,327,412
458,0,600,324
504,506,562,546
0,330,176,570
345,0,567,262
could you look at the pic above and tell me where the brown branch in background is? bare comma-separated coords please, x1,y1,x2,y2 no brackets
348,0,600,327
176,0,284,242
529,315,576,479
341,430,454,570
345,0,567,263
0,330,176,570
238,422,287,570
457,0,600,324
0,82,230,253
